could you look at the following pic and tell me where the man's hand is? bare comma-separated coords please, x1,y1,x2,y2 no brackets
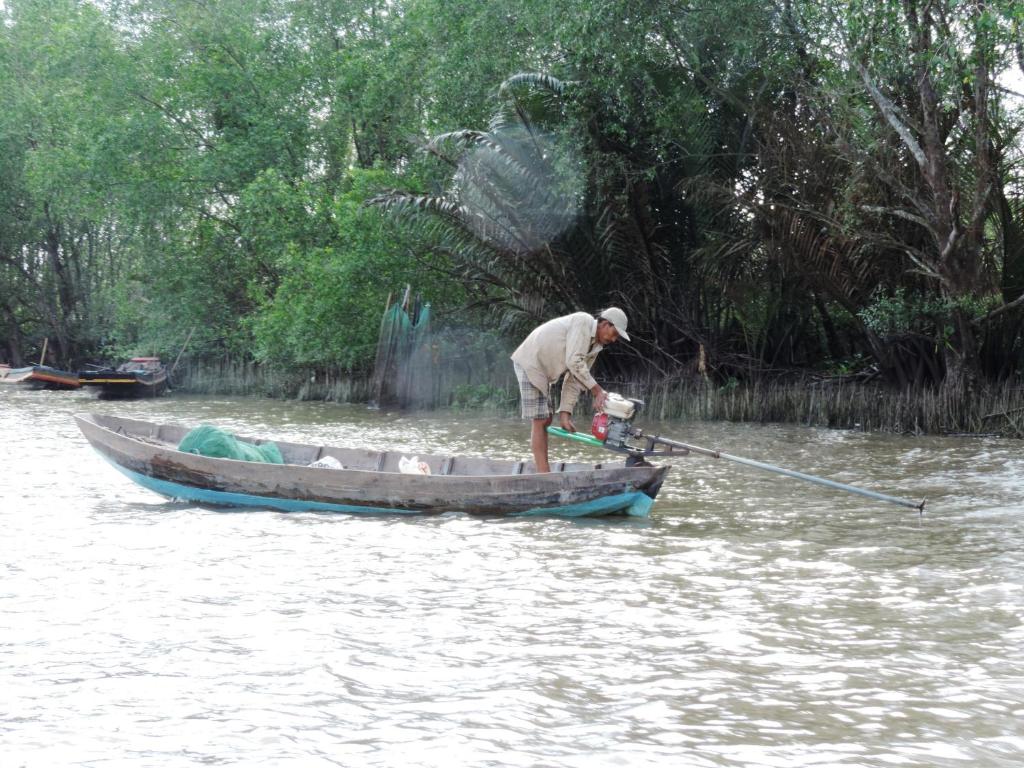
592,386,608,412
558,411,576,433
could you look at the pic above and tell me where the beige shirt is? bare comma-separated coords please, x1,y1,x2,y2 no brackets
511,312,604,413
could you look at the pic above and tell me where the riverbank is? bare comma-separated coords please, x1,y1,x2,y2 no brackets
170,358,1024,438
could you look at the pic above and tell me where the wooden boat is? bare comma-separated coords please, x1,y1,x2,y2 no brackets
0,364,81,389
79,357,168,398
74,414,669,517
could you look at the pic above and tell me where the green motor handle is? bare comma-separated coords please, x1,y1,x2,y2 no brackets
546,426,606,449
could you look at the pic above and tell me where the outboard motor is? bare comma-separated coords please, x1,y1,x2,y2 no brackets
591,392,644,450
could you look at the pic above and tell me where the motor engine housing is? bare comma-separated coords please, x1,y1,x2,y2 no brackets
591,393,644,450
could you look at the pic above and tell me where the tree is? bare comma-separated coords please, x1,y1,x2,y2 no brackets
0,0,139,366
817,0,1024,390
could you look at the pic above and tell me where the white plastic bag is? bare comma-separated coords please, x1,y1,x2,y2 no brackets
399,455,431,475
309,455,344,470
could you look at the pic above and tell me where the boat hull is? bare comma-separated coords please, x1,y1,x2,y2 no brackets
101,459,656,517
79,370,167,398
0,365,80,389
75,414,667,517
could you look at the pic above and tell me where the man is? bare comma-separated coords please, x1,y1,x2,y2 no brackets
511,307,630,473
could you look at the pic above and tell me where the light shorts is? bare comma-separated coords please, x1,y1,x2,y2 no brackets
513,362,550,420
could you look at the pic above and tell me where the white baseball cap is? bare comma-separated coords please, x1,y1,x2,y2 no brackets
599,307,630,341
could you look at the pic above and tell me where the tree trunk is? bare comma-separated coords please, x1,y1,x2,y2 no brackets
42,212,75,364
943,304,982,402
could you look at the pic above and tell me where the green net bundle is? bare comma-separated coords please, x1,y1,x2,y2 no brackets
178,425,284,464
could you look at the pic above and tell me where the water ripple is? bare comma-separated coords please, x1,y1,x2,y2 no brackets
1,390,1022,766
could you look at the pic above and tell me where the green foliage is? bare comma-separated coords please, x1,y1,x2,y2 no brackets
2,0,1023,392
859,289,1001,336
372,72,591,328
0,0,145,365
251,169,462,369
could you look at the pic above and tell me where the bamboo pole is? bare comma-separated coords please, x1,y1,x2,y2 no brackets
169,326,197,378
646,432,925,511
547,426,925,511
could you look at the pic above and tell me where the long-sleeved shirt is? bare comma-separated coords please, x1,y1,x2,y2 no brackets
510,312,604,413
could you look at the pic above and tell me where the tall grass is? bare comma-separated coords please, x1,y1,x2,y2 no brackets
172,359,373,402
605,375,1024,437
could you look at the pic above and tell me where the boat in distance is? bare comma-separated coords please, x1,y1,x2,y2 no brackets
0,364,81,389
74,414,669,517
79,357,168,398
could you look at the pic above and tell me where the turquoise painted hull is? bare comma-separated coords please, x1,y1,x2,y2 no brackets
107,460,655,517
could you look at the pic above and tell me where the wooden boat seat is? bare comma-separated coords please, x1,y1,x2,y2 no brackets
283,445,322,465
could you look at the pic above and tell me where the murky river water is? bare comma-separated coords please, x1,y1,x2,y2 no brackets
1,388,1022,767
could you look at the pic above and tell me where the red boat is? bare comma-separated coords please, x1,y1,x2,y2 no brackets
0,364,81,389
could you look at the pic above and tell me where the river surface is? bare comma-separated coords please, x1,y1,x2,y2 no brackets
1,388,1022,767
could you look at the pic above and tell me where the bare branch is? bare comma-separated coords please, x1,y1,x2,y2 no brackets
859,205,936,235
850,60,928,171
974,291,1024,326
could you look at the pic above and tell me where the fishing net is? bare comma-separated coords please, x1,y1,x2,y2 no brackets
370,293,434,408
178,425,284,464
